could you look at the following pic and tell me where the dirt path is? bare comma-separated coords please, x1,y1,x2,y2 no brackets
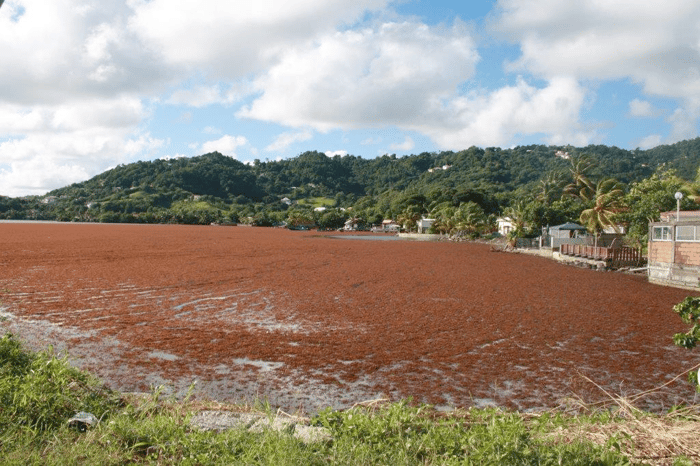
1,223,698,413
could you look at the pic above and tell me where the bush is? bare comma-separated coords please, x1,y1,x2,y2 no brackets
0,333,121,432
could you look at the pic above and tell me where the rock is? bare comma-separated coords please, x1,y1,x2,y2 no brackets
190,410,332,444
68,412,99,432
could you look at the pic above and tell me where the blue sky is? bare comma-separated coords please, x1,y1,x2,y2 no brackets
0,0,699,196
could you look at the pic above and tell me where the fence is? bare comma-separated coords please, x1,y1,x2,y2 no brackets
559,244,643,268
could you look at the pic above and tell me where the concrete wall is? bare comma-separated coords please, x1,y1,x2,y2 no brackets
648,261,700,290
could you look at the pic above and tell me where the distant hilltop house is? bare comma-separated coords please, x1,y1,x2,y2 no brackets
648,210,700,290
281,197,292,206
428,165,452,173
555,151,571,159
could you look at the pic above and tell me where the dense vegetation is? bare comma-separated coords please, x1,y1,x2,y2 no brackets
2,137,700,245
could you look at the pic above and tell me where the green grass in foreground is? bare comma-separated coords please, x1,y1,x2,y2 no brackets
1,332,694,465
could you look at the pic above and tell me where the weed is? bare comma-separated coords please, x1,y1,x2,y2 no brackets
3,333,697,465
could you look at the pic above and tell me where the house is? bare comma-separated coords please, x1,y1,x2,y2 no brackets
380,219,400,232
416,218,435,234
343,218,365,231
648,210,700,289
496,217,514,236
547,222,588,249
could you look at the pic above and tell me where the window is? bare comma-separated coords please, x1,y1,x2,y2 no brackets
676,225,700,241
652,226,672,241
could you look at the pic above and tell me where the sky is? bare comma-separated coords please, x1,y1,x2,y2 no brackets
1,0,699,197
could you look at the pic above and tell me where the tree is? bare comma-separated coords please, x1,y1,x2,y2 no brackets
429,202,456,235
536,171,565,205
503,200,530,248
579,178,625,247
397,205,423,232
452,202,488,238
672,296,700,388
563,154,596,202
618,169,692,250
317,209,347,230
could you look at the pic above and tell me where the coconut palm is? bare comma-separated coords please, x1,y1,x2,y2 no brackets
563,155,596,202
503,200,529,248
397,205,424,232
537,171,565,205
430,202,456,235
579,178,625,247
453,202,487,238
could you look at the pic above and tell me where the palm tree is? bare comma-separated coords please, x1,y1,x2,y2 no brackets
537,171,565,205
430,202,456,235
503,200,529,248
563,155,596,202
453,202,486,237
579,178,625,248
397,205,423,232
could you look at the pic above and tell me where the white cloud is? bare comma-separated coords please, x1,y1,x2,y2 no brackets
166,82,254,107
325,150,348,157
265,130,313,152
637,134,662,150
167,85,225,108
128,0,390,78
238,19,600,149
198,135,249,156
361,137,382,145
492,0,700,143
389,136,414,151
421,76,594,148
0,0,165,104
2,0,699,195
629,99,654,118
0,96,163,196
0,0,169,196
0,157,90,198
668,107,700,143
0,129,164,197
239,21,480,132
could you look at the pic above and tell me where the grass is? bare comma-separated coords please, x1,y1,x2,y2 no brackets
296,197,336,208
1,332,698,465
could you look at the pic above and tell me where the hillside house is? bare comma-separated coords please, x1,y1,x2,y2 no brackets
648,211,700,289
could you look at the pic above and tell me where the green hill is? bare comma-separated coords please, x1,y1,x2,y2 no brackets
2,138,700,226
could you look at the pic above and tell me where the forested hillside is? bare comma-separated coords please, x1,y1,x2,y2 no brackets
1,138,700,240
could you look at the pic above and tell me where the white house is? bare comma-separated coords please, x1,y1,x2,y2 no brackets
496,217,515,236
416,218,435,234
381,219,400,232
